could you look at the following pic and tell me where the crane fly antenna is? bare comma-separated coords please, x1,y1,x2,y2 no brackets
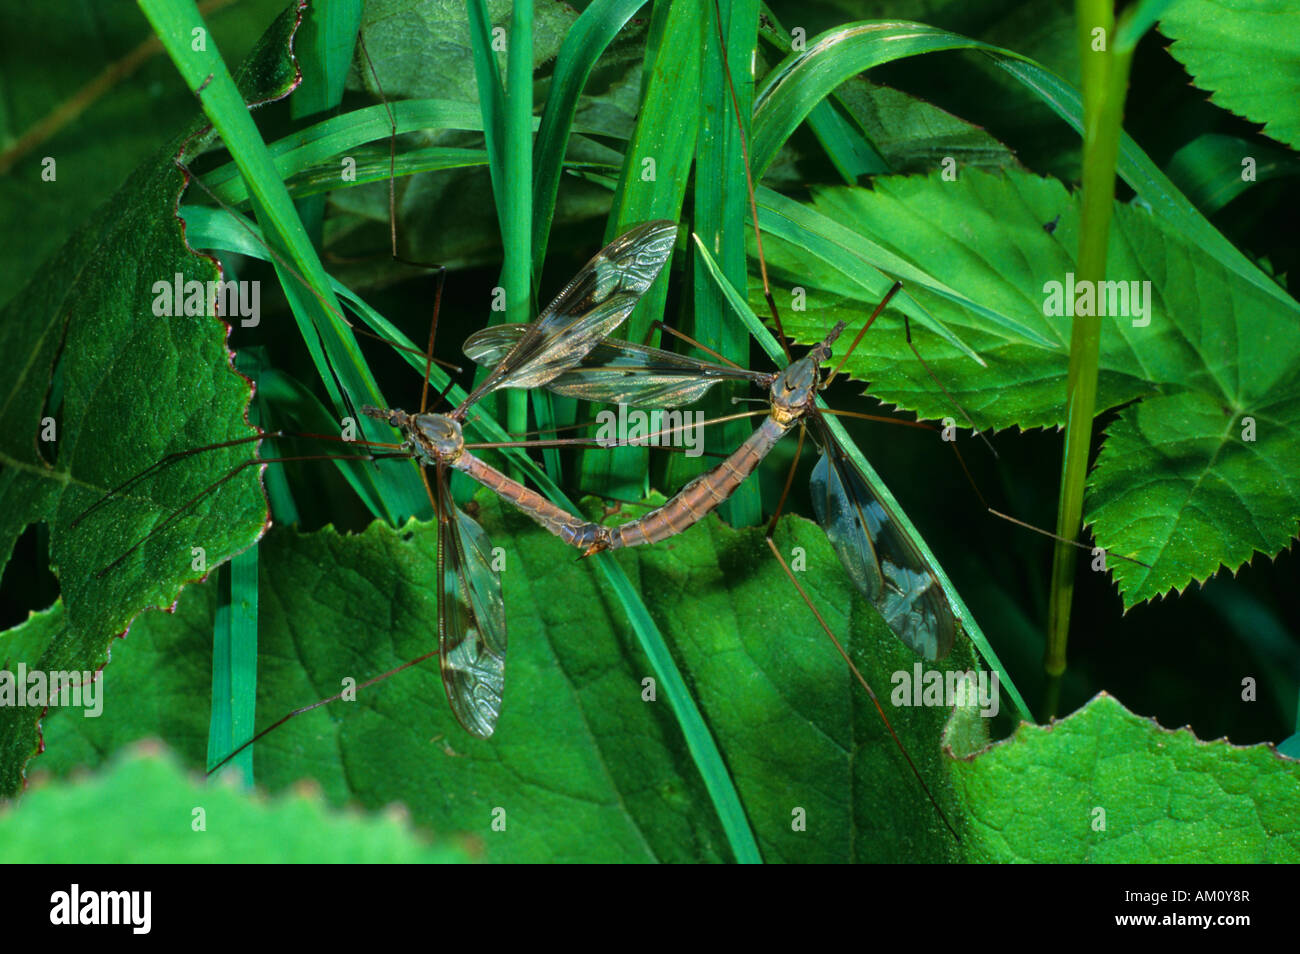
420,264,448,414
356,30,401,264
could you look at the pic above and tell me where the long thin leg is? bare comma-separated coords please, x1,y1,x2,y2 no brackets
710,0,790,361
901,312,998,459
72,430,403,529
207,643,442,775
825,282,902,387
419,264,448,414
354,29,450,272
208,458,448,775
470,407,766,450
822,409,1150,569
95,451,410,577
647,320,750,371
356,30,401,265
764,535,961,843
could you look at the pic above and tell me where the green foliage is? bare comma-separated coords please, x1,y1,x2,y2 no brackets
7,496,972,862
0,106,268,796
4,744,469,863
755,170,1300,606
0,0,1296,863
949,693,1300,863
1159,0,1300,151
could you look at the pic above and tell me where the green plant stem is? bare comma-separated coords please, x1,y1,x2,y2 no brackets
1044,1,1134,706
503,1,533,464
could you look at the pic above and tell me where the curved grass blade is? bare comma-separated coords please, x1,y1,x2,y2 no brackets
532,0,651,271
694,233,1031,722
750,19,1296,314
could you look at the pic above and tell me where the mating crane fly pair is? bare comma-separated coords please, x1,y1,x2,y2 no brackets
366,223,957,739
80,220,958,733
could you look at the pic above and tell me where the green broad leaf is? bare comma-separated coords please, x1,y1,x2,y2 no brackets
1159,0,1300,151
7,492,980,862
1086,390,1300,603
947,692,1300,862
750,168,1300,604
0,10,306,783
3,743,470,863
820,80,1020,177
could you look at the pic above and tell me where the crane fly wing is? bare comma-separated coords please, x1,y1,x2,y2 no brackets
457,220,678,410
464,323,763,407
436,467,507,738
809,430,955,661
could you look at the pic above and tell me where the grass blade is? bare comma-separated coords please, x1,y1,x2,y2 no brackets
672,0,761,527
532,0,650,269
207,547,258,784
694,232,1032,723
578,0,700,498
140,0,429,524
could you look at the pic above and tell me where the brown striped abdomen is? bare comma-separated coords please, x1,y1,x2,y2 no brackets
608,415,791,549
455,453,606,551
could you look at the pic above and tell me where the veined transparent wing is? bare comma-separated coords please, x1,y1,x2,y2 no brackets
809,425,955,661
464,323,765,408
436,466,508,738
456,220,678,411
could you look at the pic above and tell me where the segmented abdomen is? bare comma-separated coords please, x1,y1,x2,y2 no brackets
455,453,605,551
608,415,790,549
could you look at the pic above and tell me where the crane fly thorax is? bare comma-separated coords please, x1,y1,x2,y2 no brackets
409,413,465,464
769,354,822,426
768,322,846,426
361,405,465,464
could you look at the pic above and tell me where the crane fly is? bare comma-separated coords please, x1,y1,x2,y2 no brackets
78,221,678,745
354,218,677,737
467,277,962,838
464,280,955,661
